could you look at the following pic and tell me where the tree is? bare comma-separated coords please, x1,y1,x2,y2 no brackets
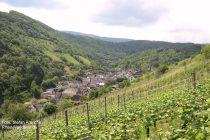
7,103,33,121
43,102,57,115
30,63,44,85
156,64,168,76
201,45,210,59
30,80,42,99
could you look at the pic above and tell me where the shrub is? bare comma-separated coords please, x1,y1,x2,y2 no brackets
43,102,57,115
119,80,131,88
116,77,127,82
0,109,4,118
7,103,34,121
89,90,99,100
31,81,43,99
156,64,168,75
201,45,210,59
57,98,73,110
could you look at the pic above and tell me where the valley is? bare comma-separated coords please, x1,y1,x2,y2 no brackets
0,10,209,140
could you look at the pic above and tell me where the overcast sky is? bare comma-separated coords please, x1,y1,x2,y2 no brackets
0,0,210,43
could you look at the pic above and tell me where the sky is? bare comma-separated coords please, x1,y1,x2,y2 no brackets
0,0,210,43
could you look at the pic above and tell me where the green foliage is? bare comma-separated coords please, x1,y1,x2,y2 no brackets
56,97,74,111
29,63,44,85
0,109,4,118
7,103,34,121
68,34,202,71
89,78,130,100
118,79,131,88
116,77,127,82
43,102,57,115
0,11,87,106
4,78,210,139
0,10,204,122
41,76,59,89
89,90,99,99
80,95,89,101
30,80,42,99
201,45,210,59
89,86,112,100
156,64,169,76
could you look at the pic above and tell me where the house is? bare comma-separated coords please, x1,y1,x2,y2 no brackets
62,87,78,97
26,103,42,112
97,82,105,87
43,88,59,94
77,87,88,95
133,70,143,77
112,85,118,90
25,103,37,112
82,77,91,85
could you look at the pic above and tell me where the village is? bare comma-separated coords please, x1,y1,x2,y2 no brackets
41,70,143,103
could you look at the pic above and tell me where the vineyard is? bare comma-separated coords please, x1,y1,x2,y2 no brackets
1,55,210,140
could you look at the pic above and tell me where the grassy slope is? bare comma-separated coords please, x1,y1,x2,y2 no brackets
78,56,91,65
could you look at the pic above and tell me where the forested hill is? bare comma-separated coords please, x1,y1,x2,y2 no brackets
0,10,203,105
65,33,202,70
0,10,93,104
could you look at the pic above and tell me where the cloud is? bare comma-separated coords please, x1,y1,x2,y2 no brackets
1,0,63,8
170,27,205,33
92,0,168,27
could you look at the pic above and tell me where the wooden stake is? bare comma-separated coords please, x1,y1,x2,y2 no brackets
65,110,70,140
104,96,107,118
65,110,68,127
146,127,150,138
36,121,39,140
117,95,120,109
123,94,126,112
86,103,90,130
192,72,196,89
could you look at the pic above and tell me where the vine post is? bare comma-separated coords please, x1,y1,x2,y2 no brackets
65,110,68,127
192,71,196,90
146,127,150,138
104,96,107,119
86,103,90,130
117,95,120,109
123,94,126,112
36,121,39,140
65,110,70,140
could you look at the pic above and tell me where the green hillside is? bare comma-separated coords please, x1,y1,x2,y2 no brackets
66,34,202,71
2,45,210,140
0,11,92,105
0,10,204,120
